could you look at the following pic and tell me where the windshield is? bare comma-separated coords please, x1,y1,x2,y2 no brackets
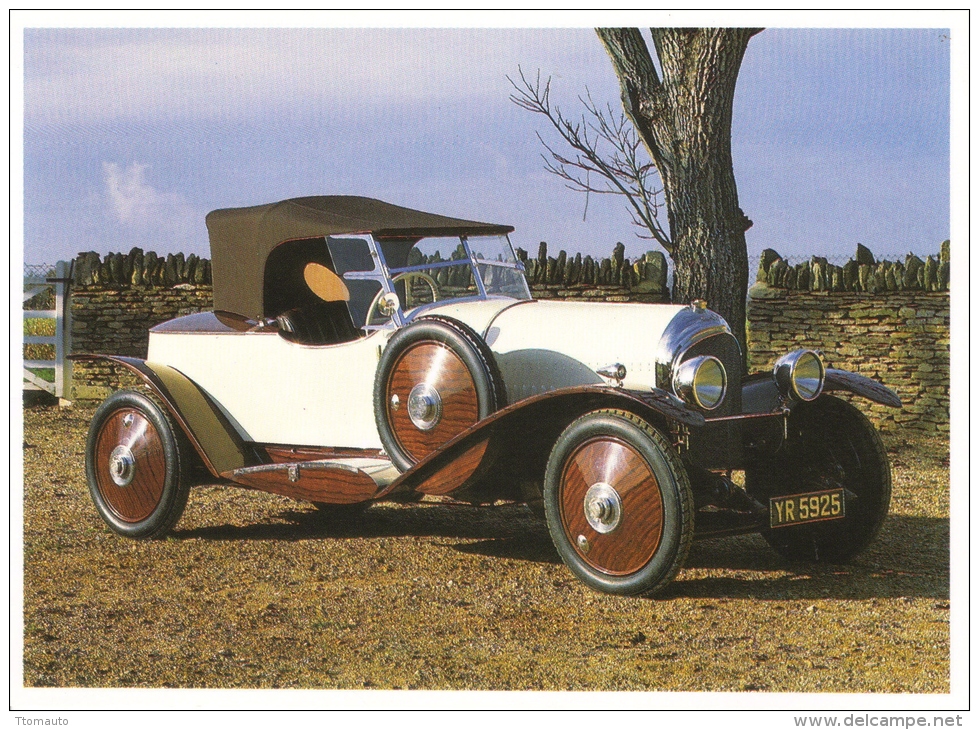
389,234,530,312
469,235,532,298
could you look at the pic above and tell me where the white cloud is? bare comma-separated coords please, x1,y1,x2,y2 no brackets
99,161,204,254
103,161,187,225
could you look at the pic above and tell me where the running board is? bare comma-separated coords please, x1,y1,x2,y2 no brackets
229,457,400,505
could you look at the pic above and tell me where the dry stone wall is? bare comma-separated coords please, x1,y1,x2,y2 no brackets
746,290,949,433
515,242,670,301
70,284,213,397
748,244,950,433
755,241,950,293
66,244,949,432
72,248,211,288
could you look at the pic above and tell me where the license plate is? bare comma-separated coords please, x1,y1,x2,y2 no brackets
770,488,845,528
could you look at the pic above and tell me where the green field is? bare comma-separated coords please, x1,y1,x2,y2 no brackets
23,316,56,383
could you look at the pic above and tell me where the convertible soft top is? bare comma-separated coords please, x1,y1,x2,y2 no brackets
206,196,513,319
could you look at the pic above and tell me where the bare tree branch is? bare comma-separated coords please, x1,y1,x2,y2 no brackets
507,66,672,251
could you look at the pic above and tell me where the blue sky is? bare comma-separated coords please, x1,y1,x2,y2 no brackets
21,19,953,267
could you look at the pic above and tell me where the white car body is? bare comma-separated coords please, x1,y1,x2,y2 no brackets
148,298,687,449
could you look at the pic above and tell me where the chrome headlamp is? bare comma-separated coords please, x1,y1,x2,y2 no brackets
673,355,727,411
773,349,825,402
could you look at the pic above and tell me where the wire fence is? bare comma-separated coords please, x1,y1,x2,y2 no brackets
24,264,62,310
24,264,55,280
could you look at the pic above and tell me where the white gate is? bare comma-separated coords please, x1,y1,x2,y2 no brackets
24,260,73,403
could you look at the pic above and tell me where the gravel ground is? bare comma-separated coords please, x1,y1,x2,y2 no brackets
21,401,950,693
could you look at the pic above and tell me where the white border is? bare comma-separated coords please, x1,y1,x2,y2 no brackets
10,7,969,716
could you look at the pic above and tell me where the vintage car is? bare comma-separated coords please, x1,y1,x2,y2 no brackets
79,196,901,597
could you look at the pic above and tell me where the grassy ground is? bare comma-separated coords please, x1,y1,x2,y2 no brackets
23,317,56,383
21,402,949,693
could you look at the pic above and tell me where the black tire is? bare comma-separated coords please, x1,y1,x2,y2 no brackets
373,315,506,472
85,389,192,539
543,409,694,597
748,395,892,563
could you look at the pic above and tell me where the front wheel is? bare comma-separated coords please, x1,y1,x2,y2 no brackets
85,389,192,539
747,395,892,563
373,316,506,472
543,409,694,597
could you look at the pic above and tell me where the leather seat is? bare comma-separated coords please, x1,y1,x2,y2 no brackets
276,301,359,346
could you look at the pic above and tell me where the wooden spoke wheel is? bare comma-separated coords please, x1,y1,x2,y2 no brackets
543,409,693,597
85,389,192,539
374,316,506,472
747,395,891,563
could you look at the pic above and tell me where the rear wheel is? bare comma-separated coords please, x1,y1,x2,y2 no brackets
543,409,693,597
748,395,891,563
85,389,192,539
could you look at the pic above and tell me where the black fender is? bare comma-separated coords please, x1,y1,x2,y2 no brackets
70,355,250,478
742,368,901,414
824,368,902,408
376,384,704,501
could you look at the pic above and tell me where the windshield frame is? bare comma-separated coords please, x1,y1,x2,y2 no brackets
349,233,529,331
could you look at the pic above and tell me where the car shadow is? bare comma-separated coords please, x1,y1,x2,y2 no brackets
655,513,949,601
175,503,948,601
447,533,561,564
175,500,548,544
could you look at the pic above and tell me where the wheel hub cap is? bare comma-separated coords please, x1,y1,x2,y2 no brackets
583,482,623,534
108,445,136,487
407,383,443,431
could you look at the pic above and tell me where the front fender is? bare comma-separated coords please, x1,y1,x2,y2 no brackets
824,368,902,408
379,384,703,501
71,355,249,477
742,368,901,413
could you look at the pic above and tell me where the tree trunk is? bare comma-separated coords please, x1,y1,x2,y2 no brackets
597,28,757,360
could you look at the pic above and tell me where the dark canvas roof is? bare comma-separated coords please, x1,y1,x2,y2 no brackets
206,196,513,319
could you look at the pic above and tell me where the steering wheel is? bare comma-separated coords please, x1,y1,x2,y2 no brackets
395,271,439,309
366,271,440,325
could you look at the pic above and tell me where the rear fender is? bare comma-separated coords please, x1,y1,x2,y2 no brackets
71,355,250,477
